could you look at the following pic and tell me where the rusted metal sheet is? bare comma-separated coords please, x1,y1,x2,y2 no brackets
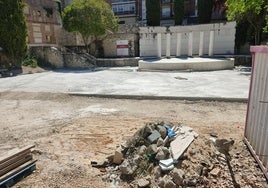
245,46,268,180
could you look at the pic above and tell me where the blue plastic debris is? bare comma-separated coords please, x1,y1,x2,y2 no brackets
164,125,176,138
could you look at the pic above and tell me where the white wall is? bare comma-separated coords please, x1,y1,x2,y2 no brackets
139,22,236,57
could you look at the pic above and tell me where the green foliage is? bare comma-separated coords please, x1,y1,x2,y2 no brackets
146,0,161,26
226,0,267,44
173,0,184,25
0,0,27,68
198,0,214,23
263,5,268,33
22,54,37,68
62,0,118,51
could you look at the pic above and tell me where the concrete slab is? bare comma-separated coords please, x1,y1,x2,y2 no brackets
0,67,250,100
139,57,234,71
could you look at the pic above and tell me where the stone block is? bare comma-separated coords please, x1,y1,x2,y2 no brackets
113,150,123,164
148,130,161,143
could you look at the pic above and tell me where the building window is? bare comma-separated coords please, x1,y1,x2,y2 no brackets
112,2,136,15
162,0,171,3
162,7,171,18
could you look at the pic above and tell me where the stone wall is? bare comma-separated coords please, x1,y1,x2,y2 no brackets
29,46,64,68
63,53,95,69
60,24,140,58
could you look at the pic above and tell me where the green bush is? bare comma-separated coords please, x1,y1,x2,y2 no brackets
22,54,38,68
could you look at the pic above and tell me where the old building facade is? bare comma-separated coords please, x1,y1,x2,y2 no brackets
23,0,62,46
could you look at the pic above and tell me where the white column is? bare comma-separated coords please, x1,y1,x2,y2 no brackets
176,33,181,57
166,32,171,57
188,32,193,57
209,30,214,56
157,33,162,58
199,31,204,56
195,0,198,17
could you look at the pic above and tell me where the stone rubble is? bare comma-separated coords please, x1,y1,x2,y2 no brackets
92,121,267,188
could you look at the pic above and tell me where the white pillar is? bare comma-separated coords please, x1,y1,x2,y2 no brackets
209,30,214,56
199,31,204,56
166,32,171,57
176,33,181,57
188,32,193,57
195,0,198,17
157,33,162,58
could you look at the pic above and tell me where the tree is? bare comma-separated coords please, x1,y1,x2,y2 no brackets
62,0,118,54
226,0,267,45
198,0,214,23
146,0,161,26
0,0,27,68
173,0,184,25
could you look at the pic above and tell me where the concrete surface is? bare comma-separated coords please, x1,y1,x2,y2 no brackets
0,67,250,100
139,57,234,71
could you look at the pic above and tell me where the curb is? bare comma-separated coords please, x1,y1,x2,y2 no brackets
68,93,248,103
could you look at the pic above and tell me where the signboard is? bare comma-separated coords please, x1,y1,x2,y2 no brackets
116,40,129,57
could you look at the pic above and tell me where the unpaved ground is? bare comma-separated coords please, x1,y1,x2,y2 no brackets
0,92,267,187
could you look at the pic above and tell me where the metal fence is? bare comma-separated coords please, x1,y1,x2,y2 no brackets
245,46,268,180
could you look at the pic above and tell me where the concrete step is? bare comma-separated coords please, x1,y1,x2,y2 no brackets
139,57,234,71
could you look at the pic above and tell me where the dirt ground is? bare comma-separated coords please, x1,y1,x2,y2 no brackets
0,92,267,187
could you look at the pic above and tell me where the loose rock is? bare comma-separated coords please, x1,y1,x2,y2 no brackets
156,148,165,160
172,169,185,186
157,125,167,139
137,178,150,188
164,179,176,188
147,144,158,154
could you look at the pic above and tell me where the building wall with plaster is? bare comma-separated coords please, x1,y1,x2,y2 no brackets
139,22,236,57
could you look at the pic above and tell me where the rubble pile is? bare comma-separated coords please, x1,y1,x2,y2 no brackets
92,122,266,188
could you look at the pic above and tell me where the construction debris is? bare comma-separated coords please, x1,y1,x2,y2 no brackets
92,121,268,187
95,122,201,187
0,145,36,188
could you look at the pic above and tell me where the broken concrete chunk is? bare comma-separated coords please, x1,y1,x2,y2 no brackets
156,148,165,160
147,144,158,154
137,178,150,188
138,145,147,155
113,150,123,164
210,167,221,177
164,179,176,188
148,130,161,143
159,163,174,171
154,166,162,178
157,137,164,146
144,125,154,134
157,125,167,139
159,158,173,167
159,159,174,171
158,178,165,188
119,160,136,175
172,169,185,186
170,134,195,160
184,176,198,186
161,147,170,156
